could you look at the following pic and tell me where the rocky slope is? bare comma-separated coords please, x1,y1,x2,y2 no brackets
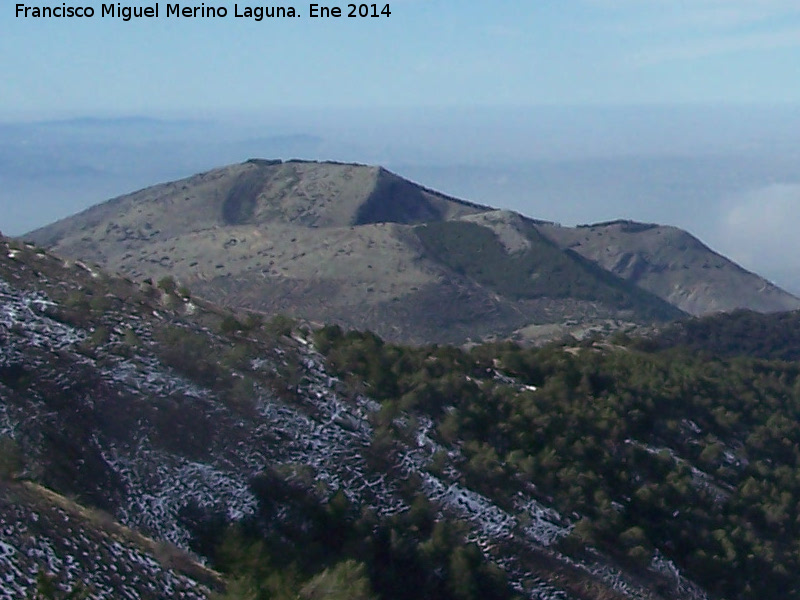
0,235,711,599
27,158,796,343
0,480,221,600
536,219,800,316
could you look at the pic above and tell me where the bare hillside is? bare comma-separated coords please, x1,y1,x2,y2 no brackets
27,160,798,343
536,220,800,315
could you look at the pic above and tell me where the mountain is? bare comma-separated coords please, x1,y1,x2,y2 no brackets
8,234,800,598
23,159,678,344
536,219,800,316
25,160,797,344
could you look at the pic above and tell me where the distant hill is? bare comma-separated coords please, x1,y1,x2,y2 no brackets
536,219,800,316
27,160,798,343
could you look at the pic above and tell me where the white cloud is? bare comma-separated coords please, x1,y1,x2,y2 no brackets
713,183,800,292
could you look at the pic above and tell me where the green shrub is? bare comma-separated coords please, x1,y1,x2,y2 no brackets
157,276,177,293
299,560,376,600
0,436,23,480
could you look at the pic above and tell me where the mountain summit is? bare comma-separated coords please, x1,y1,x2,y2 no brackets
27,159,799,343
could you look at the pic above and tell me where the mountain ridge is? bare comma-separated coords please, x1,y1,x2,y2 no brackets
0,478,222,599
536,219,800,316
26,159,799,343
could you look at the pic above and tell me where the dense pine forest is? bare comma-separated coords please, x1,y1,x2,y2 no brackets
88,311,800,600
288,323,800,600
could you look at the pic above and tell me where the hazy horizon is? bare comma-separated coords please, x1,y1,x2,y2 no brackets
2,105,800,294
4,1,800,294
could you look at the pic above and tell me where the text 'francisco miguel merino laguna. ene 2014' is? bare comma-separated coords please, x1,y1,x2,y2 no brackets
16,3,392,19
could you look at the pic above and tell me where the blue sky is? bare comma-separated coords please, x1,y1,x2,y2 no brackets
3,0,800,115
3,1,800,293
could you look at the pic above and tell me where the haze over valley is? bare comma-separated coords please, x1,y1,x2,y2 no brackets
4,105,800,294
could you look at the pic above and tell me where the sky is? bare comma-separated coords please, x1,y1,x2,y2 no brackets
3,0,800,114
3,1,800,293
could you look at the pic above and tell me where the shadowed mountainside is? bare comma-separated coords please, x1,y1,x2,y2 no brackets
0,480,221,599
